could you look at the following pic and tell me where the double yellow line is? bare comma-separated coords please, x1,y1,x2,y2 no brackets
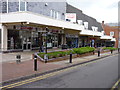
0,54,118,89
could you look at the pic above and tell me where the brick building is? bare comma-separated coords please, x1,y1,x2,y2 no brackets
102,21,120,48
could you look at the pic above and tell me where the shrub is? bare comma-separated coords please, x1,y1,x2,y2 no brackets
73,47,95,54
66,50,76,55
38,47,95,59
103,47,117,51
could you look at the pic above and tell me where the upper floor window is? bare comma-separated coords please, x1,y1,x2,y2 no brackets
19,0,27,11
110,31,114,37
84,22,88,30
77,20,83,25
1,1,7,13
92,26,98,31
1,0,27,13
50,10,61,20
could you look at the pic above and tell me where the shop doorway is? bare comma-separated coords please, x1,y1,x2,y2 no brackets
22,31,31,50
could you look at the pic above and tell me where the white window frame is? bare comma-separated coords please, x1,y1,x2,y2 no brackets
84,22,88,30
110,31,114,37
6,0,8,13
77,20,83,25
50,10,53,17
19,0,27,12
56,11,59,19
50,10,61,19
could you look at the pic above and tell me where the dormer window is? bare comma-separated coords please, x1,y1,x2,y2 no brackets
92,26,98,31
84,22,88,29
77,20,83,25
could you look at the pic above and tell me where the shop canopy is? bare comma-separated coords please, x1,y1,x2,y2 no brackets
80,29,103,37
100,35,113,40
0,11,83,31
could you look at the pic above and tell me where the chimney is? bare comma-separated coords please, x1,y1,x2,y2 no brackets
102,21,104,24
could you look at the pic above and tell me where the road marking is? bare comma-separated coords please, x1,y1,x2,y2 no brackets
111,79,120,90
1,54,118,89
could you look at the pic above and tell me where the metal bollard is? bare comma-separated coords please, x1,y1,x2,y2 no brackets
98,50,100,57
70,52,72,63
16,55,21,64
111,50,113,54
34,55,37,71
118,48,120,53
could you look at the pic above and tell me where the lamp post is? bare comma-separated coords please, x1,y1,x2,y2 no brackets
45,27,48,63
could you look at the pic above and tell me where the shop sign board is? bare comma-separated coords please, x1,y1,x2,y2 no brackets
8,25,40,31
66,34,78,38
47,43,52,48
65,13,76,23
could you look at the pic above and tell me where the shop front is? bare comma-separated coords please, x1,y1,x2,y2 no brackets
65,30,79,48
79,36,89,47
79,35,101,48
7,25,42,51
46,29,64,49
1,12,83,51
66,34,78,48
7,25,65,51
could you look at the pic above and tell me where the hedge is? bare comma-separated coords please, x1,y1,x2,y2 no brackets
103,47,117,51
73,47,95,54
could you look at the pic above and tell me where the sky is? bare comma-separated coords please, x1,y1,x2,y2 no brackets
67,0,119,23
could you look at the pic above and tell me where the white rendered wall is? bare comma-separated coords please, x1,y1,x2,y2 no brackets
1,25,7,51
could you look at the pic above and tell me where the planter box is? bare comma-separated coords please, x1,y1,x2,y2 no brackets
34,51,95,63
76,52,94,57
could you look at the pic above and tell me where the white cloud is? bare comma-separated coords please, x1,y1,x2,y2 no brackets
67,0,119,23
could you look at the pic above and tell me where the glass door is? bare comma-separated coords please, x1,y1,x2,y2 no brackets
52,34,58,47
22,31,31,50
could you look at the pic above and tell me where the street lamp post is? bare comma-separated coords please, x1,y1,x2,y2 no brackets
45,27,48,63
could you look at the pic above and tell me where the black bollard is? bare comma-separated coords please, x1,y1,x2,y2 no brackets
98,50,100,57
118,48,120,53
45,59,47,63
111,50,113,54
16,55,21,64
70,52,72,63
34,55,37,71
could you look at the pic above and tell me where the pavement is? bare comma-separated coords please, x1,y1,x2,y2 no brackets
0,51,37,63
0,50,118,84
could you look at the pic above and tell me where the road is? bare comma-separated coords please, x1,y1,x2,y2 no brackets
4,54,119,89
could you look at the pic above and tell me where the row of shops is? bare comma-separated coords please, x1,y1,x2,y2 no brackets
0,12,115,52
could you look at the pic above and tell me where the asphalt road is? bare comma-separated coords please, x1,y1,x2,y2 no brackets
15,54,119,88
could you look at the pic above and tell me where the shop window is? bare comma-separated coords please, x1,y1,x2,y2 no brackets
31,31,39,49
47,35,53,48
8,30,22,50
